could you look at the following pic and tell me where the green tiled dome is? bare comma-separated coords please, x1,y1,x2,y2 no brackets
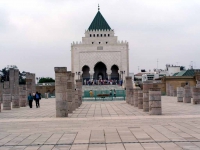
88,11,111,31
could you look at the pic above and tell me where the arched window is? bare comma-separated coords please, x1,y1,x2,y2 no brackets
111,65,119,80
82,65,90,84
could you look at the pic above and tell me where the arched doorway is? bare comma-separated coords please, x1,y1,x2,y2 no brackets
82,65,90,82
111,65,119,80
94,62,107,80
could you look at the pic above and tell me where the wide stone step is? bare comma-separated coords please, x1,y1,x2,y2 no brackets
82,85,124,91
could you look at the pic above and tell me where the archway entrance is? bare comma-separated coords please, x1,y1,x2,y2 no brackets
94,62,107,80
82,65,90,83
111,65,119,80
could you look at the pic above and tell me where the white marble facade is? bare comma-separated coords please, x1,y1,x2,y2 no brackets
71,9,129,82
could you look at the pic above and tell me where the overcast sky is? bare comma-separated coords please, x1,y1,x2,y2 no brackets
0,0,200,78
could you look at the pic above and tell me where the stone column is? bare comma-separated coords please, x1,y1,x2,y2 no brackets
9,68,15,97
173,88,177,97
71,73,76,111
118,70,121,83
19,85,27,107
166,83,170,96
193,87,200,104
138,90,143,109
177,87,184,102
3,81,11,110
0,97,1,112
75,80,79,108
12,69,20,108
74,88,79,109
76,79,82,107
197,81,200,88
190,86,195,98
3,94,11,110
3,81,10,92
143,81,153,112
45,93,49,99
55,67,68,117
184,85,191,103
66,71,73,113
129,89,134,105
26,78,32,106
0,82,3,103
133,87,140,107
108,74,111,80
90,72,94,80
0,82,1,112
107,71,111,80
125,76,133,104
149,88,162,115
31,73,36,93
195,73,200,87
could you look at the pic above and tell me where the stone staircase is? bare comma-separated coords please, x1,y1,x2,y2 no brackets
82,85,124,91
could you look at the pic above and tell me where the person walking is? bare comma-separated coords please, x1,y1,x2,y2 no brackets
35,92,41,108
89,90,93,97
110,89,112,97
28,93,33,108
113,89,116,98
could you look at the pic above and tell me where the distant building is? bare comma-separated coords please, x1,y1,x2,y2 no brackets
173,69,200,77
71,6,129,83
142,73,165,82
165,64,185,76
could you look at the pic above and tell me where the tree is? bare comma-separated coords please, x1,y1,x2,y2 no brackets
1,67,9,82
19,71,26,85
38,77,55,83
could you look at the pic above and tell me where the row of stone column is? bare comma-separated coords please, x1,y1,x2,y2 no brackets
125,77,162,115
0,83,27,111
55,67,82,117
177,83,200,104
0,69,35,112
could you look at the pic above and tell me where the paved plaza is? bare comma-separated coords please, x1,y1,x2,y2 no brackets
1,97,200,149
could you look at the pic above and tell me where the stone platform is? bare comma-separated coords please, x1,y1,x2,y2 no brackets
1,96,200,149
82,85,124,91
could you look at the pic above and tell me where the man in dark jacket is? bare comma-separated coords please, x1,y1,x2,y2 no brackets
28,93,33,108
35,92,41,108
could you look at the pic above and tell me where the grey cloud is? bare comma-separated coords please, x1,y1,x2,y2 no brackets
0,0,200,77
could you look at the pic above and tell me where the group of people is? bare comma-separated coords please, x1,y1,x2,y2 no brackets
84,79,123,86
27,92,41,108
89,89,116,97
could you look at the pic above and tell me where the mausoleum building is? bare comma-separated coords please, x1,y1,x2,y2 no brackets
71,7,129,82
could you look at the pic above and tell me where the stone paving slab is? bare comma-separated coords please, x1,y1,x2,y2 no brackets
1,96,200,149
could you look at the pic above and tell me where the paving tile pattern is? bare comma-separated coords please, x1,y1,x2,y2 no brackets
1,96,200,149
